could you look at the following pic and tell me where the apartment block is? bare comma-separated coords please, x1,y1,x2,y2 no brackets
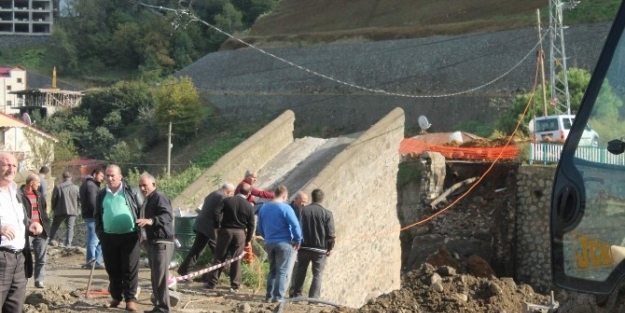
0,0,54,35
0,66,26,114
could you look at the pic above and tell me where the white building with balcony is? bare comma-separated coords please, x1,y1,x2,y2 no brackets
0,65,26,114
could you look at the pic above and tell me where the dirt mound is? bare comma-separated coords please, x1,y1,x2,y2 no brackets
335,264,550,313
23,287,82,313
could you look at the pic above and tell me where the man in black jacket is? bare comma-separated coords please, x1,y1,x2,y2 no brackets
94,164,144,312
0,152,43,312
290,189,335,299
19,173,51,289
137,172,174,313
79,168,104,269
177,183,235,276
204,183,255,292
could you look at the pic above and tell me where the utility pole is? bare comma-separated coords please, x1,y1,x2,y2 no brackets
167,122,172,178
549,0,578,115
537,9,548,116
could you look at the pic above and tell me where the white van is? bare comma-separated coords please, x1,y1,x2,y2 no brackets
529,114,599,147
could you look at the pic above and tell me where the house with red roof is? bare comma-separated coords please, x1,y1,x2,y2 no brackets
0,66,27,114
0,112,57,171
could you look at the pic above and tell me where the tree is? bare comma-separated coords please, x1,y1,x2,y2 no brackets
108,139,144,166
52,131,79,164
495,68,622,136
214,2,244,34
154,76,203,141
23,130,55,171
45,28,78,74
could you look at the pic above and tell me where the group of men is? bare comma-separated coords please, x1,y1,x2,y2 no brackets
0,154,176,313
179,169,336,303
0,161,336,311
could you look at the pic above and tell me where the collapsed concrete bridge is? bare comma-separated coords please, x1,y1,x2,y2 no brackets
172,108,405,308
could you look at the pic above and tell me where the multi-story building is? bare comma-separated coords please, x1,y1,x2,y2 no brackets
0,0,54,35
0,65,26,114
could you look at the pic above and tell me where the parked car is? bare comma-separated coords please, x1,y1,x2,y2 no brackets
529,114,599,147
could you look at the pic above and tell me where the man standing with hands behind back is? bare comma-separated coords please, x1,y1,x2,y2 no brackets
49,171,80,247
290,189,335,299
0,152,43,311
95,165,144,312
137,173,174,313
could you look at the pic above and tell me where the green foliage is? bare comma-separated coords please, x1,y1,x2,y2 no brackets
495,68,623,136
23,129,55,170
241,260,269,289
51,131,80,164
154,77,203,141
215,2,245,33
107,139,144,165
32,0,281,79
192,136,248,167
397,161,422,189
565,0,621,25
80,80,152,134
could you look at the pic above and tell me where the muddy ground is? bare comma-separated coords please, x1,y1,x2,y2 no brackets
31,224,609,313
32,224,333,313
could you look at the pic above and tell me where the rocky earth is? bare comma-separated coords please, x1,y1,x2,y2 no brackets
24,226,625,313
334,263,550,313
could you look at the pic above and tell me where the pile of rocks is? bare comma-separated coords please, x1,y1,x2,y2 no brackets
335,264,551,313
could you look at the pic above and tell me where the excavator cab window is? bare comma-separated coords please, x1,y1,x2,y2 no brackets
551,1,625,295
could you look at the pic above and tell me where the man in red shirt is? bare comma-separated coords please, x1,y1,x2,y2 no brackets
18,172,50,289
235,170,274,205
235,170,274,264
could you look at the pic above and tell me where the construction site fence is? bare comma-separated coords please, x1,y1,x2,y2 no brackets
399,138,519,161
529,143,625,166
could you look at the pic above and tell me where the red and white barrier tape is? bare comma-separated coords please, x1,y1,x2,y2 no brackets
167,251,246,288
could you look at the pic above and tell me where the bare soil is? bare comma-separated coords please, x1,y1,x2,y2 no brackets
333,264,551,313
24,245,335,313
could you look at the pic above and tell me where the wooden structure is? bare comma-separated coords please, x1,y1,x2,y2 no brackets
9,88,82,116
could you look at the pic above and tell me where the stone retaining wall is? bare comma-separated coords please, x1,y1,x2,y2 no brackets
515,165,554,292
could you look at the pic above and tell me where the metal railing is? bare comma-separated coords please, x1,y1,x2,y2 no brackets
529,143,625,165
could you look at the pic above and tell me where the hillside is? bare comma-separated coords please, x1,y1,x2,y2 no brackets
250,0,546,36
222,0,620,50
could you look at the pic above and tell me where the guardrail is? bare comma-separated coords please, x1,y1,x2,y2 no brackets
529,143,625,166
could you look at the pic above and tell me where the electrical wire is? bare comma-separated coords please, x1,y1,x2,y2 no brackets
134,0,548,99
337,46,542,242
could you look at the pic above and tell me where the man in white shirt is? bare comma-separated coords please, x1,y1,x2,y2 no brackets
0,152,43,312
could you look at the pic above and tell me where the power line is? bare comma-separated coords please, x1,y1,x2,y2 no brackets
134,0,547,98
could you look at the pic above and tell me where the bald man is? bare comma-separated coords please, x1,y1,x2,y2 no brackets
137,173,174,313
287,191,308,297
95,165,144,312
0,153,43,311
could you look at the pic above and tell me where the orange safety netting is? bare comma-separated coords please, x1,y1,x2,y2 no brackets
399,138,519,160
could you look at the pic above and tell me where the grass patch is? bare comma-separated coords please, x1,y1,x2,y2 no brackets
397,161,422,189
0,46,47,70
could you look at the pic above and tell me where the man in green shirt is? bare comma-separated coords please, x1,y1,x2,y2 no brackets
94,165,144,312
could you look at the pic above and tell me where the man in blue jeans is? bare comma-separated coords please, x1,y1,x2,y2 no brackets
79,168,105,269
257,185,302,303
